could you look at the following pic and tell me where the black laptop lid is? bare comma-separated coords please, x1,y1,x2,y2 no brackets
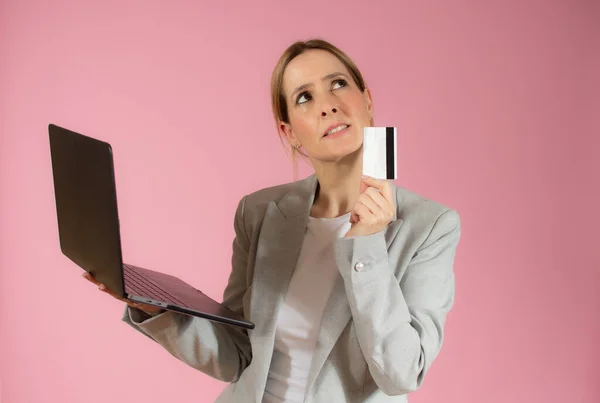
48,124,125,297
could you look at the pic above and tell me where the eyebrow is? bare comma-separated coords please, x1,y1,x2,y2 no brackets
290,72,348,100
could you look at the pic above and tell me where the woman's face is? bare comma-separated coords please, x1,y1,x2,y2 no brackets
280,49,373,163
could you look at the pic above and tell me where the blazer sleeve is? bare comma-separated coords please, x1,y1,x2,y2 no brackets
121,195,253,382
334,208,461,396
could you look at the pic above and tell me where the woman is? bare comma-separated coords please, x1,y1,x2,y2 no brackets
85,38,461,403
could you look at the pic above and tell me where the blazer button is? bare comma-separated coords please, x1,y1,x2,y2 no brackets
354,262,365,272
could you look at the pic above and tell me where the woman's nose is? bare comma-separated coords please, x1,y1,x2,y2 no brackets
319,91,340,117
321,106,338,117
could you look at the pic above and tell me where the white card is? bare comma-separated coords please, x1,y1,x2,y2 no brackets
362,126,397,179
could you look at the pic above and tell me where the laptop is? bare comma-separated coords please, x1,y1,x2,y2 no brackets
48,123,254,330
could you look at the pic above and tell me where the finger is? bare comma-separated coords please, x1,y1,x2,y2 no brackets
127,301,162,314
353,202,373,222
98,283,126,301
361,175,386,189
83,272,99,285
137,303,159,311
83,273,132,305
364,187,391,211
359,180,369,194
358,193,380,216
361,175,394,204
128,301,145,310
365,187,396,219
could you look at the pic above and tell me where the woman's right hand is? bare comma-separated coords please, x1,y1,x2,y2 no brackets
83,272,165,315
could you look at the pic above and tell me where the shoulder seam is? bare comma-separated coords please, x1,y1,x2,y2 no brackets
417,208,455,250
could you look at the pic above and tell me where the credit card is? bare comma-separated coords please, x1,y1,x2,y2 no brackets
362,126,397,180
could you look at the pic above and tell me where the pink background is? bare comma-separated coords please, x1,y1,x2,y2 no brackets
1,1,599,402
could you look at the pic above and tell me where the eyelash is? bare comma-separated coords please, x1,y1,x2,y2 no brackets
296,79,348,105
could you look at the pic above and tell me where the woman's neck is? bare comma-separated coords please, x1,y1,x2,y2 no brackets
310,150,363,218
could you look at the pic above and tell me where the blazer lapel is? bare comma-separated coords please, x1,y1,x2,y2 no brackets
304,182,404,399
250,175,319,387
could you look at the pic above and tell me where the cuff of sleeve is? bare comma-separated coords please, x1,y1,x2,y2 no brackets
334,229,412,322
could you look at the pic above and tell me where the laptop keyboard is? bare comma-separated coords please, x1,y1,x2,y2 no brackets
123,263,188,308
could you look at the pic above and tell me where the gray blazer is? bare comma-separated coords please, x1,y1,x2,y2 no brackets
122,173,461,402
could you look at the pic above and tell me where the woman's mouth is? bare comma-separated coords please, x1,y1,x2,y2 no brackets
323,124,350,138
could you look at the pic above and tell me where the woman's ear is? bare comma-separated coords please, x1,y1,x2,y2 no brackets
363,87,374,121
279,121,299,148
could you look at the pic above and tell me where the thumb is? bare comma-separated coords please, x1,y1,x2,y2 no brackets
359,180,368,194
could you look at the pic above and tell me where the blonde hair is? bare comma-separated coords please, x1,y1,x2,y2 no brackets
270,38,369,179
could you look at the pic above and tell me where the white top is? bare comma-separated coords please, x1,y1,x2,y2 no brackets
262,212,352,403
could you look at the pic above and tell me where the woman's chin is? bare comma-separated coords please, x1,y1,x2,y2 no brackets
313,143,362,164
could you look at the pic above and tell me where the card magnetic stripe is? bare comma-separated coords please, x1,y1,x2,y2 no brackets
386,127,395,179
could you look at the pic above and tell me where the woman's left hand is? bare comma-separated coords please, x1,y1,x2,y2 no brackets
345,175,396,238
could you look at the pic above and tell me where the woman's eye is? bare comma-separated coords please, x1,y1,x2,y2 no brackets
297,92,312,104
332,79,348,89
